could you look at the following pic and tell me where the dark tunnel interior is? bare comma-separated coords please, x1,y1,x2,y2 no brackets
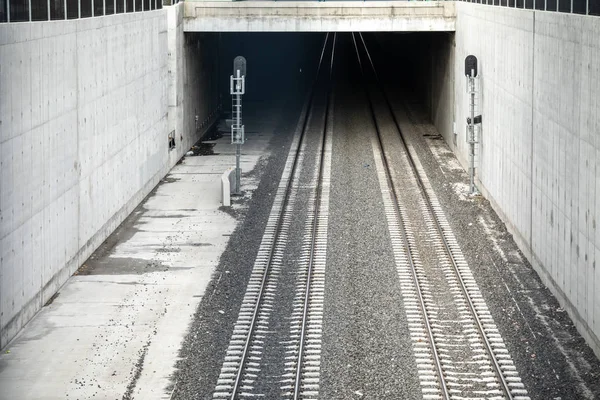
218,33,325,103
214,32,455,130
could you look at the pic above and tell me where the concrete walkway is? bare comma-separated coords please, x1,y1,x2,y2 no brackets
0,112,277,399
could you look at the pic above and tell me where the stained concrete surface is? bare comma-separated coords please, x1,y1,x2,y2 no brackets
0,105,278,400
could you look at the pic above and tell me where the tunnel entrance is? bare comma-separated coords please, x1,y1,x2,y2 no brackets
212,32,455,145
217,33,324,105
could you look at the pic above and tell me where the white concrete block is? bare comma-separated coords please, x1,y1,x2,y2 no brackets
221,167,235,207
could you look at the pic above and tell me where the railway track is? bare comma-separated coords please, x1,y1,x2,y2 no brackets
352,32,530,400
212,33,336,400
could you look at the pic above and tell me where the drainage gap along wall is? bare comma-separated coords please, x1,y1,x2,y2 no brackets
0,3,219,349
446,3,600,359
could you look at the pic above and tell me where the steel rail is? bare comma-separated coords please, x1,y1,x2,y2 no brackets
350,32,451,400
229,32,333,400
357,32,515,400
292,32,337,400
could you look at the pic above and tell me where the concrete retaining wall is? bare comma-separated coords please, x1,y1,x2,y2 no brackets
448,3,600,357
0,4,219,349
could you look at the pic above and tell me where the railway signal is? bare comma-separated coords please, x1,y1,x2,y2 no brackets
231,56,246,195
465,55,482,195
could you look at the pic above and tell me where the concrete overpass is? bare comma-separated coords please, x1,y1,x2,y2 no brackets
183,1,456,32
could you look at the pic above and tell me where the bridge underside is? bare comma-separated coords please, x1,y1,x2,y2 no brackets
183,1,456,32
